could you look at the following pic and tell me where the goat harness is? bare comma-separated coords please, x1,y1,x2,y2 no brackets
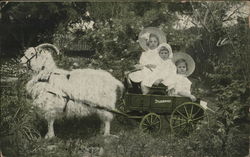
24,47,41,71
46,91,133,118
36,71,71,112
47,91,72,112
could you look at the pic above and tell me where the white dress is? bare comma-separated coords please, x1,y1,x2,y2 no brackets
129,49,159,83
171,75,192,96
141,58,177,87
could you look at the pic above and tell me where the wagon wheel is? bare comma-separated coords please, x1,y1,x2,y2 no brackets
170,102,208,136
139,113,162,134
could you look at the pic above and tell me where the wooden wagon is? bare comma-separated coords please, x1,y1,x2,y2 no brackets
117,85,210,136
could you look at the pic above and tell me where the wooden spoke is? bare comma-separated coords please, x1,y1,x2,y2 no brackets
177,125,188,135
190,104,194,117
192,115,206,122
172,121,188,129
184,105,189,118
150,115,153,124
152,121,160,125
176,110,188,119
171,117,186,122
146,116,150,124
192,108,201,118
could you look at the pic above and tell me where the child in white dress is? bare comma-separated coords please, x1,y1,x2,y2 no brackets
141,43,177,94
170,53,196,101
129,33,163,83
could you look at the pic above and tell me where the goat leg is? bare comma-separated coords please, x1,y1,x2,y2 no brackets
45,118,55,139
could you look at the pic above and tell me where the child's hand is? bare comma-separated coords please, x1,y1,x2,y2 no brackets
168,88,175,95
145,64,156,69
190,95,197,101
153,79,163,86
134,64,143,70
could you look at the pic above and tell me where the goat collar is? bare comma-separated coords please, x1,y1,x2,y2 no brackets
37,72,71,83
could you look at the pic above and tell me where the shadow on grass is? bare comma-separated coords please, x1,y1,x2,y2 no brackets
36,114,101,140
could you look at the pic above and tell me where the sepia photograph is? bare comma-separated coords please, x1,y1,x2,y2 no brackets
0,1,249,157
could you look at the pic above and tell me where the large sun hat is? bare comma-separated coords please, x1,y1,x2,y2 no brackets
173,52,195,76
138,27,166,51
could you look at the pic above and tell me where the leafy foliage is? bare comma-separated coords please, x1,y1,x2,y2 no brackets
1,1,249,157
1,2,87,57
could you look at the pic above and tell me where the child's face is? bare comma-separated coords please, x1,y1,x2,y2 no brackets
159,48,169,60
176,62,187,75
148,36,159,50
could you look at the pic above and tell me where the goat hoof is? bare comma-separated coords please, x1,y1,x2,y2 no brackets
110,134,119,138
104,134,119,139
47,144,57,150
45,133,55,139
98,147,104,156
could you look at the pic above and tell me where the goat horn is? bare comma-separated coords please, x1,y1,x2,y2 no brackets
36,43,60,55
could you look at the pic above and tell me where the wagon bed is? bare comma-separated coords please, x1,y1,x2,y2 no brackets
124,93,192,114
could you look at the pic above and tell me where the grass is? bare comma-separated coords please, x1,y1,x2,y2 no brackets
1,88,249,157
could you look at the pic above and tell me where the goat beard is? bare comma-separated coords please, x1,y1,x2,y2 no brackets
18,64,40,79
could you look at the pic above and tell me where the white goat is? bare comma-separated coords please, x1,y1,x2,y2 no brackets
20,43,124,139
